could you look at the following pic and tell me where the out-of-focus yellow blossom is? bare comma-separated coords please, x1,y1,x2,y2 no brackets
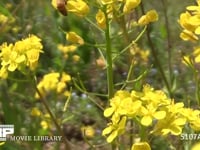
192,142,200,150
96,9,106,29
123,0,141,14
51,0,57,9
58,44,77,53
66,32,84,45
0,14,8,24
64,91,71,97
130,44,150,64
0,35,43,78
67,0,89,17
193,47,200,62
31,107,41,117
35,72,71,99
96,56,106,69
72,55,80,62
182,47,200,67
40,120,49,130
102,116,126,143
57,44,78,60
0,142,5,146
131,142,151,150
138,10,158,26
81,126,95,138
182,55,192,66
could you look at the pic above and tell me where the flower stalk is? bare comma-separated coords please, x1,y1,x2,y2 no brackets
33,76,71,150
104,8,114,99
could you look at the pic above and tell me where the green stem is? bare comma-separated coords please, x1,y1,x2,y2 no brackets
140,2,172,97
161,0,173,96
104,9,114,99
33,77,71,150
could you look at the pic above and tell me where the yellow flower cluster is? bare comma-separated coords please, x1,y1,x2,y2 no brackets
99,0,141,14
35,72,71,99
179,0,200,41
0,35,43,78
130,44,150,64
103,84,200,143
31,107,52,130
57,31,83,61
95,1,158,29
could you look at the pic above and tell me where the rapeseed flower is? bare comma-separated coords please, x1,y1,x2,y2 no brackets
35,72,71,99
96,9,106,29
140,103,166,126
131,142,151,150
102,116,126,143
81,126,95,138
179,1,200,41
31,107,41,117
66,32,84,45
138,10,158,26
123,0,141,14
0,35,43,78
67,0,89,17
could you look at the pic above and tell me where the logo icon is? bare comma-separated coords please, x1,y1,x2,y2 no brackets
0,125,14,141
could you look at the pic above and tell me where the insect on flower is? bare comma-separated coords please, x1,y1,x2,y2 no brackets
57,0,67,16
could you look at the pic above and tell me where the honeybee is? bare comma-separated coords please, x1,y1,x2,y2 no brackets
57,0,67,16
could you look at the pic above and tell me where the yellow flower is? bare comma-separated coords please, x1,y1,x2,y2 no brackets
81,126,95,138
66,31,84,45
0,66,8,79
104,90,130,117
102,116,126,143
180,29,198,42
31,107,41,117
140,103,166,126
0,14,8,24
51,0,57,9
138,10,158,26
72,55,80,62
40,120,49,130
179,12,197,32
96,9,106,29
67,0,89,17
35,72,71,99
152,103,186,136
131,142,151,150
192,142,200,150
123,0,141,14
118,97,141,117
0,35,43,77
182,55,193,67
58,44,77,53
